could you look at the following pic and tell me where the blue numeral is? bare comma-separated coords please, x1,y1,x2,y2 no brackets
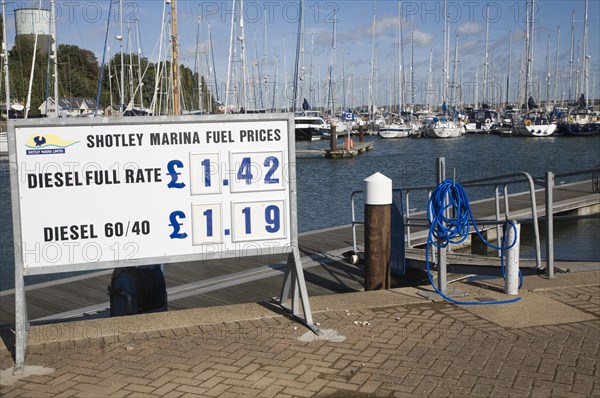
203,209,213,237
201,159,211,187
265,205,280,233
264,156,280,184
242,207,251,234
237,157,253,185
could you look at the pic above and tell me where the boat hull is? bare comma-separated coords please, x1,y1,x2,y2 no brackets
512,123,557,137
295,127,325,141
0,132,7,155
559,123,600,136
378,127,411,139
424,125,463,138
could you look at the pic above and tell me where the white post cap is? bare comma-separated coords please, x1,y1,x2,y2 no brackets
364,172,392,205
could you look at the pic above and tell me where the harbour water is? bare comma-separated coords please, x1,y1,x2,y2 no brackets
1,133,599,291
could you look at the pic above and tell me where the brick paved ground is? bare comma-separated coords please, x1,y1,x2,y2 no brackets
1,279,599,397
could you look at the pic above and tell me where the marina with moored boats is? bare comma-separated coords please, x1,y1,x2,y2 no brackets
0,2,599,387
1,0,599,147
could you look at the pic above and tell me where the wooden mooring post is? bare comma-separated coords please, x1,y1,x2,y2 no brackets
364,172,392,290
330,122,337,152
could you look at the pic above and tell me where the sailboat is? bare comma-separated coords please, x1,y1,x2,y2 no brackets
560,96,599,136
424,2,463,139
559,1,598,136
423,105,464,138
379,122,411,139
512,0,557,137
379,1,410,139
512,97,557,136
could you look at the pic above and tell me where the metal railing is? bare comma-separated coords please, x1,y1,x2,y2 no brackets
351,165,600,278
543,167,600,277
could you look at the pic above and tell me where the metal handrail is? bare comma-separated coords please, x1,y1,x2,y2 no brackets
400,172,541,269
350,190,364,254
351,167,600,277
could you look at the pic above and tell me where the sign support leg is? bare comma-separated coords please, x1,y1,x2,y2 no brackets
15,269,28,372
279,246,317,333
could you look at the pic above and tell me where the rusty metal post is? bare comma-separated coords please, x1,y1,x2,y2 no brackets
364,173,392,290
330,122,337,152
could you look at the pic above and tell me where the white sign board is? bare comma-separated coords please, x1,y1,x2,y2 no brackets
9,115,296,275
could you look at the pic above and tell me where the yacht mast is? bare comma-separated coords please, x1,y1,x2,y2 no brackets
397,0,402,115
1,0,9,118
95,1,113,117
582,0,589,107
546,35,551,105
291,0,303,113
252,28,262,109
506,31,512,106
569,11,575,101
368,1,376,120
208,23,219,105
399,5,406,111
474,67,479,108
483,4,490,106
128,22,134,105
524,0,533,108
50,0,59,117
410,19,414,108
150,0,168,115
442,0,448,106
553,27,560,103
426,49,433,110
25,0,43,119
195,17,202,110
108,45,113,111
224,0,236,113
309,32,314,110
530,0,535,103
171,0,179,115
451,34,459,113
341,42,345,111
283,35,287,112
118,0,124,113
326,10,336,115
263,8,268,111
136,19,144,110
271,54,278,111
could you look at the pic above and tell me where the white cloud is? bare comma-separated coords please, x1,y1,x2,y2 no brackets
412,30,433,47
457,22,483,36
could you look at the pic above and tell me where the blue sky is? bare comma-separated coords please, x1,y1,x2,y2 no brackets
3,0,599,108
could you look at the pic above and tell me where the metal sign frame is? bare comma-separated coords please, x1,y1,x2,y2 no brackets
8,114,315,370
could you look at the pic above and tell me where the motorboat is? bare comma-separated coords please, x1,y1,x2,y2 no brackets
378,120,411,139
294,114,330,141
464,109,500,133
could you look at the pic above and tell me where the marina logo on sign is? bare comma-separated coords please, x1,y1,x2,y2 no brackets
25,134,80,155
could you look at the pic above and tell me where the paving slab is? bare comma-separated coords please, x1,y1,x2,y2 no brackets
0,271,598,397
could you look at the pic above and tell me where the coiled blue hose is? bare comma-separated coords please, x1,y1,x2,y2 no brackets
425,180,522,305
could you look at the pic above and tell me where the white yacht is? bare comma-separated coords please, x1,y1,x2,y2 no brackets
294,113,330,141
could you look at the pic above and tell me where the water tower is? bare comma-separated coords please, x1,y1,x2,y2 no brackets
14,8,52,56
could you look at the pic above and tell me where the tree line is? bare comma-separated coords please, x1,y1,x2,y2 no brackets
1,34,216,115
